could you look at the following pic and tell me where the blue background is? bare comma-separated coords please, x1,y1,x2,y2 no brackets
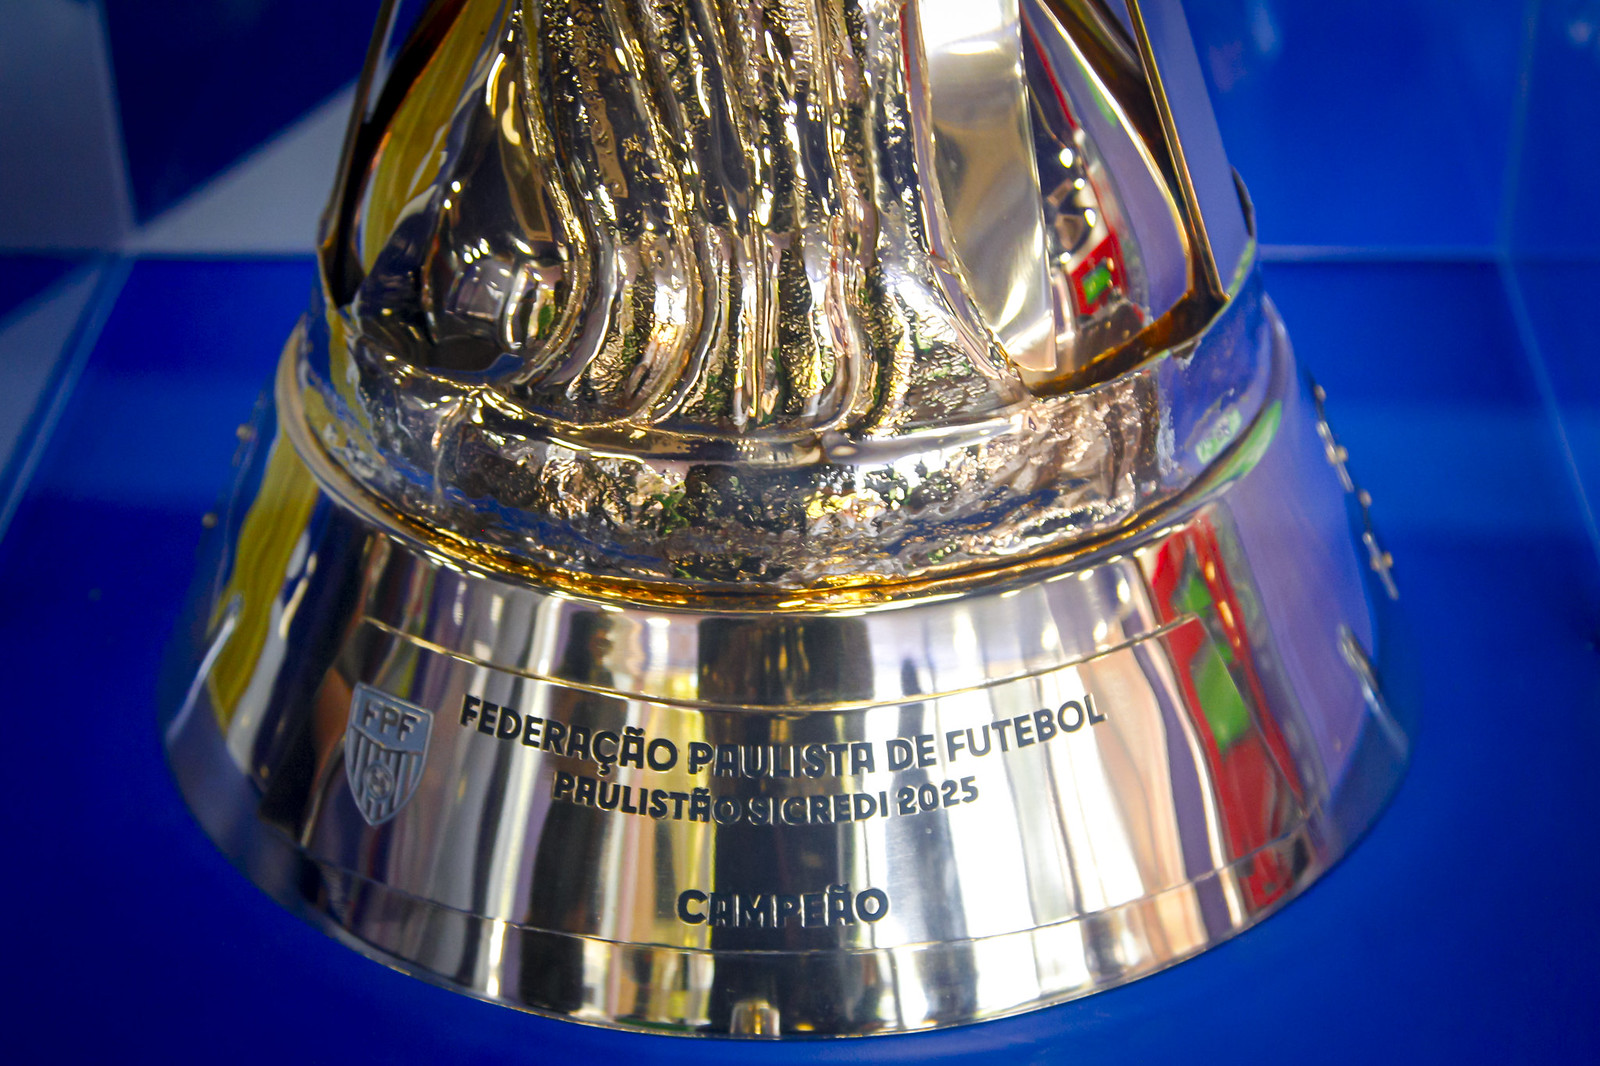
1,1,1598,1061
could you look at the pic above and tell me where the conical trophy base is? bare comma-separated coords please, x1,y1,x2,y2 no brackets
163,319,1409,1037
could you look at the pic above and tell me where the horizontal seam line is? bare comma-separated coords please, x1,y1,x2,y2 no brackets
361,614,1195,713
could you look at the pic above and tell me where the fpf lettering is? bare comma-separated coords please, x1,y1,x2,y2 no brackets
364,700,420,740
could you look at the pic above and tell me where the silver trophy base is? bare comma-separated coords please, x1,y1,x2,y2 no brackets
163,319,1409,1037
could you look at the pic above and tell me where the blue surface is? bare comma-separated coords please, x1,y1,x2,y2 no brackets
1,257,1597,1063
101,0,374,222
1509,260,1600,546
0,254,82,323
1186,0,1529,251
1511,0,1600,257
1263,261,1587,540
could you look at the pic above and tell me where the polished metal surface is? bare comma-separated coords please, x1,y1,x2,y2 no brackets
164,0,1410,1039
293,0,1265,590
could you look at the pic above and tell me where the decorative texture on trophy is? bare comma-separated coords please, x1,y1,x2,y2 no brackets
294,0,1266,590
165,0,1410,1038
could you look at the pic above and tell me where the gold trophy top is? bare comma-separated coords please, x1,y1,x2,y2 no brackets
286,0,1260,595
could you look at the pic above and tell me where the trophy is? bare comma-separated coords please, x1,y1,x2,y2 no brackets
164,0,1410,1037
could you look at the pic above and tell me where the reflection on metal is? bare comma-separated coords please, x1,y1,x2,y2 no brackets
921,0,1056,384
164,0,1410,1039
1312,380,1398,601
1340,626,1409,760
730,998,782,1038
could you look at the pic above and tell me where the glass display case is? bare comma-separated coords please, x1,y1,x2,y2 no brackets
0,0,1595,1060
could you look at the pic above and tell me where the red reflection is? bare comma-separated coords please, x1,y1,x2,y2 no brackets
1148,518,1306,909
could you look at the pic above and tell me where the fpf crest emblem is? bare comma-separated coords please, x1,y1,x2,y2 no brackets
345,684,432,826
